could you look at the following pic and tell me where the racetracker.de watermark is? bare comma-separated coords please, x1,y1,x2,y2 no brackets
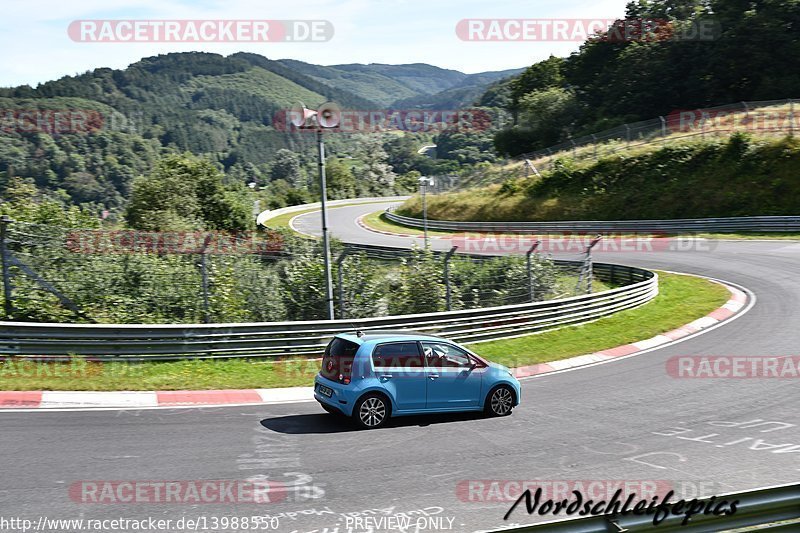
68,20,333,42
273,108,493,133
667,356,800,378
65,230,284,255
666,108,800,134
0,109,142,135
456,18,719,42
444,233,716,254
456,479,724,503
69,480,287,504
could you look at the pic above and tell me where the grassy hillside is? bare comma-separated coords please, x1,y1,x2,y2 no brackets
397,134,800,221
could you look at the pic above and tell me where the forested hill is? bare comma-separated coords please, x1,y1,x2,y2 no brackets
487,0,800,156
0,52,519,211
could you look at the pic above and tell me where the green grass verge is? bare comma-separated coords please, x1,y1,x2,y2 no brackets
266,201,397,232
0,272,729,391
361,210,458,237
467,272,730,367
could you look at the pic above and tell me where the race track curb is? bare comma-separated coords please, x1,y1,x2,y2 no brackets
0,282,749,410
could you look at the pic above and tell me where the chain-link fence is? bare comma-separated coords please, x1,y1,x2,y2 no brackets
514,98,799,175
0,217,595,325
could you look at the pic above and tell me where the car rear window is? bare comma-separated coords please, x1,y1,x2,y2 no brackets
320,337,359,383
372,342,423,370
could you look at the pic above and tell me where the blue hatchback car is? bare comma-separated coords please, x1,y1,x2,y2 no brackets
314,331,521,429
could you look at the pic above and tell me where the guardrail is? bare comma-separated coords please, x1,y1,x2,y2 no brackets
385,210,800,234
488,482,800,532
0,247,656,361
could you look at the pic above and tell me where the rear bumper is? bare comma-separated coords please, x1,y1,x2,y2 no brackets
314,378,355,416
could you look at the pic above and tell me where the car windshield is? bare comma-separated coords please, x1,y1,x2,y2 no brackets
320,337,359,382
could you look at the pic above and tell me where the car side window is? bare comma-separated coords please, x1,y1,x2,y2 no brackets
421,342,473,368
372,342,423,370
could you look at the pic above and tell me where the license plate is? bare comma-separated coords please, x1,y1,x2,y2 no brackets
318,385,333,397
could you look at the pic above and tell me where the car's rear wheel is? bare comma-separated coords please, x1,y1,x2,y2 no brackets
353,393,390,429
485,385,515,417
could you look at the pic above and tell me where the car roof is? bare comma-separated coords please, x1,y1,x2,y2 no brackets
335,331,448,344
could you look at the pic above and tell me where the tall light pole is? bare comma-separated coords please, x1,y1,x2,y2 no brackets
418,176,434,249
290,102,341,320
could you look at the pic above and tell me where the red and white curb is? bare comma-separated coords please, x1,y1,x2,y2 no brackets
355,213,439,239
0,280,750,411
0,387,314,410
512,280,749,379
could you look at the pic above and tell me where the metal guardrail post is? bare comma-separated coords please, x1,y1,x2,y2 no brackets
526,241,541,302
586,235,602,294
444,246,458,311
790,99,795,136
625,124,631,147
0,215,14,319
199,234,212,324
660,115,667,142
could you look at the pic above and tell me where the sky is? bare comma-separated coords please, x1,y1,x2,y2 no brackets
0,0,632,87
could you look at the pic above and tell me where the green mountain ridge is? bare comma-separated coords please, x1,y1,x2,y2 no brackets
0,51,521,210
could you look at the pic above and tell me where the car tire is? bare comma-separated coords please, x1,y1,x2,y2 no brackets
485,385,515,417
353,393,390,429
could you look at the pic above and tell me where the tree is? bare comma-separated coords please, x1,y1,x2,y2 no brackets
324,158,356,200
353,134,396,194
126,154,252,231
389,248,445,315
269,149,304,188
494,88,581,156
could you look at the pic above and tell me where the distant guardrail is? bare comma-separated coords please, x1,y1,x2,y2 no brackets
487,482,800,532
0,246,656,361
385,210,800,234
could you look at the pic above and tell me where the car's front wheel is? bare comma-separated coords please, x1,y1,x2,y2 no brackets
353,393,390,429
485,385,515,417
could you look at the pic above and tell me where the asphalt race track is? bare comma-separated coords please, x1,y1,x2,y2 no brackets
2,201,799,532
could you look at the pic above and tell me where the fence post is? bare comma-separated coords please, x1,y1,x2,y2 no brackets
591,134,598,159
575,235,602,294
0,215,14,318
336,251,348,319
660,116,667,142
790,99,795,136
571,139,577,158
200,234,212,323
526,240,541,302
444,246,458,311
625,124,631,147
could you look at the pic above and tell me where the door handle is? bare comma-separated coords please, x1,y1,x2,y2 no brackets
428,374,439,380
380,374,393,380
